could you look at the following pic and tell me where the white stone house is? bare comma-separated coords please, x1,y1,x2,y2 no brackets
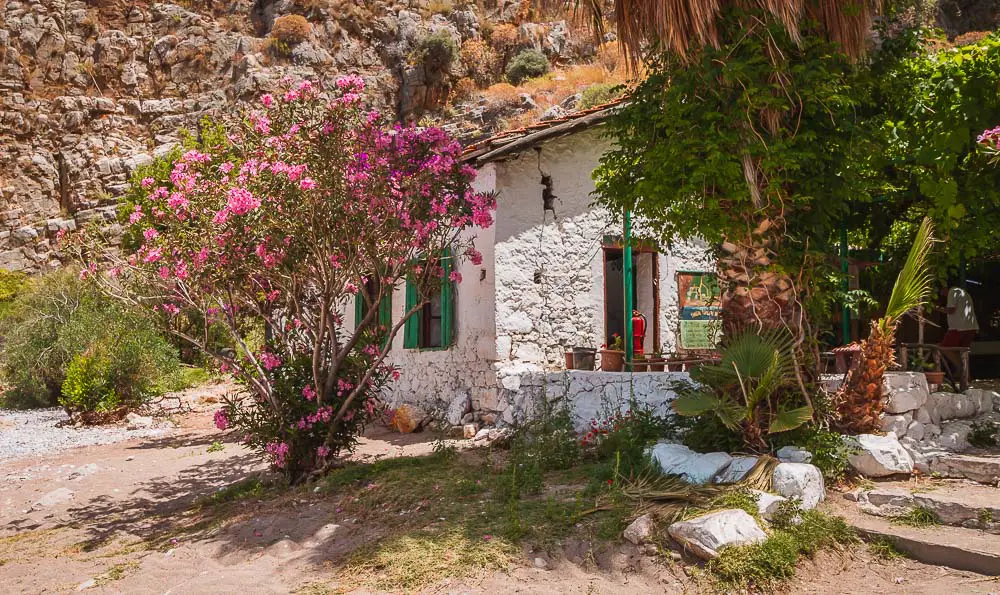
348,105,716,427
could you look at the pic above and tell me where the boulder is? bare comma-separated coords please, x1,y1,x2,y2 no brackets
751,490,788,519
928,392,979,422
772,463,825,510
906,421,925,442
667,509,767,560
623,514,654,545
446,392,470,426
776,446,812,464
714,456,759,484
392,404,428,433
938,421,971,451
848,434,914,477
914,406,932,424
883,372,929,414
880,412,912,437
648,443,732,485
964,388,998,415
125,412,154,430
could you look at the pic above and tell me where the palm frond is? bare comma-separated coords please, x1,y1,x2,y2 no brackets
881,217,936,333
545,0,882,66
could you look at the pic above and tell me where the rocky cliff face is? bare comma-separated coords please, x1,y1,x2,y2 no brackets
0,0,600,272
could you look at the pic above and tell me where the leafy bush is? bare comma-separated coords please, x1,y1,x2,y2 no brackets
506,49,549,85
0,269,29,320
578,82,622,110
460,39,499,87
580,404,667,476
72,78,493,482
495,402,582,501
0,270,179,412
414,31,459,84
969,420,1000,448
771,425,856,482
672,331,813,451
270,15,312,45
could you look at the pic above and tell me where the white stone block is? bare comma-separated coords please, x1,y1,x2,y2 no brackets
751,490,789,519
668,509,767,560
906,421,925,442
648,443,732,485
776,446,813,464
772,463,825,510
938,421,972,451
883,372,929,414
847,434,914,477
623,514,654,545
914,406,932,424
714,456,759,484
880,412,912,437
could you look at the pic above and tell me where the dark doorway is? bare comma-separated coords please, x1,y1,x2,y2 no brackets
603,247,660,353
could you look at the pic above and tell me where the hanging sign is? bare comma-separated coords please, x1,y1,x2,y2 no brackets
678,272,722,351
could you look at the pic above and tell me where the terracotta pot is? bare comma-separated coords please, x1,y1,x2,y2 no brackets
599,349,625,372
648,358,665,372
564,351,575,370
632,358,649,372
572,347,597,371
924,371,945,385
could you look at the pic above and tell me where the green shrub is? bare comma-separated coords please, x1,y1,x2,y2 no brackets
505,49,549,85
414,31,459,84
578,82,622,110
771,425,857,482
0,269,179,412
0,269,29,320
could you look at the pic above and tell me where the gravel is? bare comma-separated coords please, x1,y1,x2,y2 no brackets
0,408,167,462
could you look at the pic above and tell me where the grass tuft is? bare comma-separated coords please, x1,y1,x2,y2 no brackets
892,506,939,528
340,530,515,590
868,537,906,561
709,509,857,590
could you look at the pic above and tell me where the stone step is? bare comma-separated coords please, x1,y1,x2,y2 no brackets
928,452,1000,485
850,479,1000,532
830,497,1000,576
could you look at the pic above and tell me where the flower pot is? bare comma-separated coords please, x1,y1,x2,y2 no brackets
572,347,596,371
632,358,649,372
666,360,683,372
600,349,625,372
648,358,665,372
564,351,575,370
924,371,945,385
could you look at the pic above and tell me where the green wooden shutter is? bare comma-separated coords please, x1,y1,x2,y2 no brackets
378,292,392,329
403,277,419,349
354,292,365,331
441,248,454,348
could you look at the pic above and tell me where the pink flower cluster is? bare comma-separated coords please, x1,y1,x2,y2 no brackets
214,409,230,431
265,441,290,468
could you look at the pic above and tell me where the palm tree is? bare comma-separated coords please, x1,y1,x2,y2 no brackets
835,217,935,434
573,0,884,372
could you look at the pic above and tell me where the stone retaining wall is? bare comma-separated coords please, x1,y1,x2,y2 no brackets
496,370,688,432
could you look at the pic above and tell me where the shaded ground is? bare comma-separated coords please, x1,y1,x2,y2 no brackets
1,389,996,593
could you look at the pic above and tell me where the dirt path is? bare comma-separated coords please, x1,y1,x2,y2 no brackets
1,388,996,594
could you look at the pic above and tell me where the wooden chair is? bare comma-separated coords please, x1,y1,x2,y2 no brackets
899,343,970,391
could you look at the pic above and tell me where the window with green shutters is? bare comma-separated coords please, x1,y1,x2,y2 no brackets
354,278,392,337
403,249,455,350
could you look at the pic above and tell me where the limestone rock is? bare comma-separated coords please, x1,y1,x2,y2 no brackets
462,423,479,439
772,463,825,510
623,514,654,545
648,443,732,485
848,434,914,477
938,421,971,451
392,404,428,433
914,406,932,424
883,372,929,414
715,456,759,484
446,392,471,426
776,446,812,464
667,509,767,560
751,490,788,519
35,487,74,507
881,412,912,437
125,412,154,430
906,421,925,442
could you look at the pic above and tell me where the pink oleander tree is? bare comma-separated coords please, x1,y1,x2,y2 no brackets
71,77,495,483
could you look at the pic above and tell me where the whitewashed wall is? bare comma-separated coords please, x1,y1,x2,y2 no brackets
367,164,500,418
491,128,714,372
367,127,715,425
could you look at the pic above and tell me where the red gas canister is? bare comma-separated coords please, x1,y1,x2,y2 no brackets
631,310,647,356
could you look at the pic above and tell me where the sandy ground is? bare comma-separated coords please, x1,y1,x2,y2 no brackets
1,386,997,594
